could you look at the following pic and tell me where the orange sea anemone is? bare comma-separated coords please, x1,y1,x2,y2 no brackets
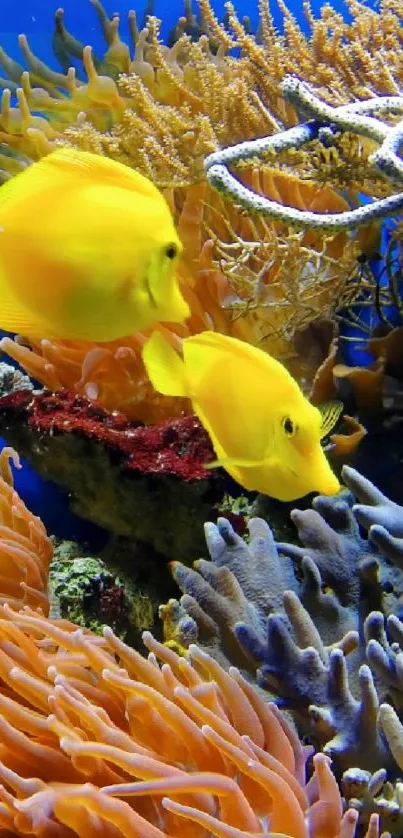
0,447,51,615
0,603,382,838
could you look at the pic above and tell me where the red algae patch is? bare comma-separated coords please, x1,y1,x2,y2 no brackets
0,389,225,561
0,388,215,481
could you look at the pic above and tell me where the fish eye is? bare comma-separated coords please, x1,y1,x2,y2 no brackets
282,416,296,436
165,243,178,260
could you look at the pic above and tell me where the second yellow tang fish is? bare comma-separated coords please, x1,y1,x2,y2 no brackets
0,148,189,341
142,330,341,501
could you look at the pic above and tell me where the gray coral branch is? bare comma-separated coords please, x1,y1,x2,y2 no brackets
204,76,403,232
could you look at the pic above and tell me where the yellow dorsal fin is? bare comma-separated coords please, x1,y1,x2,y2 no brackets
142,330,188,398
0,147,162,211
44,147,162,197
318,400,344,439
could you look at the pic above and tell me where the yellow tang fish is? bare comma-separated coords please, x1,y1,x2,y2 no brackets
142,330,341,501
0,148,190,341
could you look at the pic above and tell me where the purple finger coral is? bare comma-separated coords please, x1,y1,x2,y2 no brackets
162,465,403,779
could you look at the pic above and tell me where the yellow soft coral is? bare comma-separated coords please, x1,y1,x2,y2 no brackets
0,0,400,190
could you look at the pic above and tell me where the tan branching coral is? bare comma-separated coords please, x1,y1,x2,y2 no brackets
0,600,383,838
0,448,51,614
0,0,401,192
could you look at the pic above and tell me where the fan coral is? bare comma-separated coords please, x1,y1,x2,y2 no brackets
0,0,387,422
0,446,51,615
0,603,382,838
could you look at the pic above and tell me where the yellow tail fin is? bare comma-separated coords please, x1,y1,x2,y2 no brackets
142,331,188,397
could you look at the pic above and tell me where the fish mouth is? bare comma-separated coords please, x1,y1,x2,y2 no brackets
286,460,339,495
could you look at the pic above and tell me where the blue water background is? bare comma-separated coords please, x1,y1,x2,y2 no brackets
0,0,399,538
0,0,346,63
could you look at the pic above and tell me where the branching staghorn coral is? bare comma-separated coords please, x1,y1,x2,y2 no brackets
0,602,375,838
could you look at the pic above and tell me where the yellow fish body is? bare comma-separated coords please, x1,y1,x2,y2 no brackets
142,330,341,501
0,148,189,341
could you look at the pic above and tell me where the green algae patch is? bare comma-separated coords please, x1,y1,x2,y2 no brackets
49,542,154,645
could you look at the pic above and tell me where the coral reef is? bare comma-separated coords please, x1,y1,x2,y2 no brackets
0,2,402,833
0,443,367,837
0,0,391,423
161,463,403,783
0,187,362,423
0,436,399,834
333,325,403,415
49,537,165,647
342,766,403,836
2,0,403,186
305,321,403,496
0,362,33,399
0,387,228,561
0,382,363,564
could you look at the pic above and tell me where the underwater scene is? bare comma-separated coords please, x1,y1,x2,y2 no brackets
1,0,403,834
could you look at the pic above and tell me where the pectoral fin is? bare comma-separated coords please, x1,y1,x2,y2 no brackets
142,330,188,397
204,455,268,471
318,400,344,439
